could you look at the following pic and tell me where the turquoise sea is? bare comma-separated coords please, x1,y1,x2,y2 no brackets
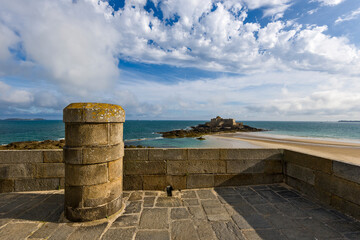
0,120,359,147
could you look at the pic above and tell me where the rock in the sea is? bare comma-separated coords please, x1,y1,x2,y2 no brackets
159,116,263,138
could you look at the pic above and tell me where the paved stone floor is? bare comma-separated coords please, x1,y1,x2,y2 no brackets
1,184,360,239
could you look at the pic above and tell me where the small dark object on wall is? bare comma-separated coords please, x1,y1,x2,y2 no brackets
166,185,173,197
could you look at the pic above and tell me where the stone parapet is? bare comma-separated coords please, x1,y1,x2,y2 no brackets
2,147,360,221
123,148,284,190
0,149,64,193
63,103,125,222
284,150,360,220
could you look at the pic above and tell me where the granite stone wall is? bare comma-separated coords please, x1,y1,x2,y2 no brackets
2,148,360,220
0,148,283,193
284,150,360,219
0,149,64,193
123,148,284,190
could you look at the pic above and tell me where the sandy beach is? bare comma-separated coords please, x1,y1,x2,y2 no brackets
212,132,360,165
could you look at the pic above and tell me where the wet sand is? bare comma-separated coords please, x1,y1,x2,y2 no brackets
213,132,360,165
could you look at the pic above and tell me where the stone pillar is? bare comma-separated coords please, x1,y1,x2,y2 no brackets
63,103,125,222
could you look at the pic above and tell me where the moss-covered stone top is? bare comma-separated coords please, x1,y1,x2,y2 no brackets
63,103,125,123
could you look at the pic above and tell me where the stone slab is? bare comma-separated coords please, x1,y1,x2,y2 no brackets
171,220,198,240
65,163,108,186
220,149,282,160
139,208,169,229
15,178,60,192
35,163,64,178
333,161,360,184
43,150,64,163
286,163,315,185
188,149,220,160
135,230,170,240
0,150,43,164
187,174,214,188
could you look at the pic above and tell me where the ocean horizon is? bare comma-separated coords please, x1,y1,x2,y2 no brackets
1,120,360,148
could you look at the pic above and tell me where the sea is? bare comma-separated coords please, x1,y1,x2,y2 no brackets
1,120,360,147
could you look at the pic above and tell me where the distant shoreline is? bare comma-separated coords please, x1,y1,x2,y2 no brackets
214,132,360,165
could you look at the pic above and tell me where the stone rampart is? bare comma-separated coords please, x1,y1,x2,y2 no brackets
284,150,360,219
123,148,283,190
0,149,64,192
2,148,360,220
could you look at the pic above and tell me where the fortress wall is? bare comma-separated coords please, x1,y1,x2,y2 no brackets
2,147,360,220
0,148,283,193
0,150,64,193
122,148,284,190
284,150,360,219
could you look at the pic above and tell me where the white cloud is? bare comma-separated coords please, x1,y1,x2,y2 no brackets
0,0,360,120
312,0,345,6
0,0,121,96
1,0,359,88
0,81,33,105
335,7,360,24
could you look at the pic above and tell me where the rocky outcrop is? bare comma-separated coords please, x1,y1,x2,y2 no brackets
159,117,263,138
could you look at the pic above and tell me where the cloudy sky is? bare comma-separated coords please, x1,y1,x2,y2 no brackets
1,0,360,120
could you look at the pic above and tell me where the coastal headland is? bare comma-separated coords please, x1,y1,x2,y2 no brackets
159,116,263,138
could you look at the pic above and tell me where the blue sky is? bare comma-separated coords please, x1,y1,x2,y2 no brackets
1,0,360,120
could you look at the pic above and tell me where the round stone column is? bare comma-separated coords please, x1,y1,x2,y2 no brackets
63,103,125,222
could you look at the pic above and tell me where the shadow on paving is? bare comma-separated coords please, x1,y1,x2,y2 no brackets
0,192,63,223
214,184,360,240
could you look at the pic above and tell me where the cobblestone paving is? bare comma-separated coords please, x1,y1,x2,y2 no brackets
1,184,360,239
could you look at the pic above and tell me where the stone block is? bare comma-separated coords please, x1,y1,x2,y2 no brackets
143,175,167,190
148,149,164,161
284,150,332,174
65,163,108,186
123,175,143,190
187,174,214,188
35,163,64,178
220,149,282,160
316,172,360,206
109,123,123,145
0,163,33,179
166,175,186,190
108,158,122,181
65,123,108,147
188,160,226,174
265,160,283,174
214,174,253,187
139,208,169,229
171,220,198,239
107,195,122,217
333,161,360,184
65,186,83,208
0,150,43,164
81,143,124,164
124,149,148,161
167,161,188,175
82,178,122,207
63,103,125,123
60,178,65,188
226,159,265,174
135,230,169,240
43,150,64,163
164,149,187,160
188,149,220,160
286,176,331,205
124,160,166,175
15,178,60,192
63,148,82,164
286,163,315,185
0,179,14,193
331,195,360,220
65,204,107,222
